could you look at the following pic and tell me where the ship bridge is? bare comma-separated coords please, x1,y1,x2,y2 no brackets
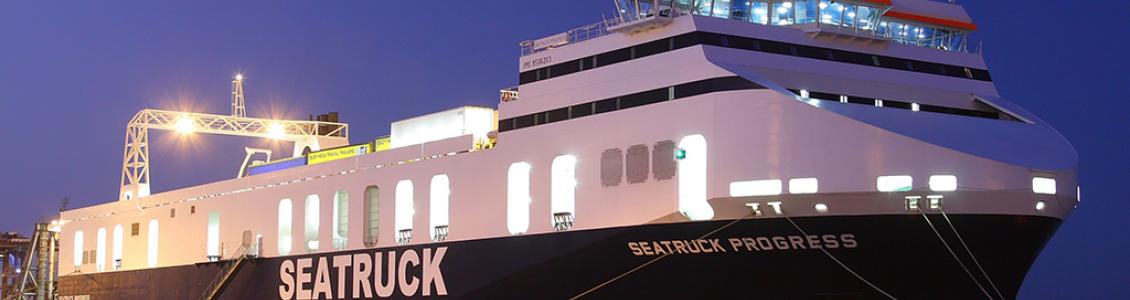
521,0,977,56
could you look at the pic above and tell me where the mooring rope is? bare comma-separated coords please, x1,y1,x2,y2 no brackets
784,216,898,300
918,210,995,299
939,209,1005,299
569,215,748,300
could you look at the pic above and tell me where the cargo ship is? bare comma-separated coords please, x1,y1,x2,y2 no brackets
56,0,1078,299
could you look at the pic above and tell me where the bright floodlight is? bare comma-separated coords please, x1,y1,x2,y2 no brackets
268,123,286,139
174,115,194,134
235,74,244,81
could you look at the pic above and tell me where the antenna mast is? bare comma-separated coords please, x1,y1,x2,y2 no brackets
231,74,246,118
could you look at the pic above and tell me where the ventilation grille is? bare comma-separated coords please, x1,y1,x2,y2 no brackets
626,144,650,184
653,140,676,180
601,148,624,187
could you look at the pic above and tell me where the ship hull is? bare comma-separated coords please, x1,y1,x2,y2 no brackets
58,213,1059,300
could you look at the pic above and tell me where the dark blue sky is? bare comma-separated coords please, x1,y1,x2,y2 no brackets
1,1,1126,298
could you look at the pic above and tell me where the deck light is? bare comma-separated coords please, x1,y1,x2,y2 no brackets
674,148,687,160
268,123,285,139
175,115,194,134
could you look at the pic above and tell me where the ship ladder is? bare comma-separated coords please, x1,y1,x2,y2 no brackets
917,209,996,299
199,245,250,300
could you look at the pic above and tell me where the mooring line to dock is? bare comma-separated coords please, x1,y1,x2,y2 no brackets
784,216,898,300
918,211,995,299
939,209,1005,300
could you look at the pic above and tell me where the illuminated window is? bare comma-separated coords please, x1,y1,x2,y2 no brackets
430,175,450,241
730,179,782,197
332,191,348,250
96,227,106,272
72,231,84,268
206,212,220,259
788,178,818,194
877,175,913,192
552,155,578,231
1033,177,1056,195
395,180,414,243
111,225,123,270
678,134,713,220
363,186,379,247
305,195,320,252
277,199,293,255
929,175,957,192
147,219,158,267
508,162,532,235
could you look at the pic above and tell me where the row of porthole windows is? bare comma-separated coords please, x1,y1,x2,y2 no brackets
729,175,1056,195
73,219,157,271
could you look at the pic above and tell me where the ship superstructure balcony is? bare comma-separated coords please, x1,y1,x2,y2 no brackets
519,0,975,56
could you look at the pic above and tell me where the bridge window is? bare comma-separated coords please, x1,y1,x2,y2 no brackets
112,225,123,271
552,155,577,231
147,219,158,267
96,227,106,272
332,191,349,250
430,175,450,242
395,180,414,244
72,231,84,268
305,194,320,252
207,212,220,260
277,199,293,255
363,186,380,247
678,134,712,221
508,162,532,235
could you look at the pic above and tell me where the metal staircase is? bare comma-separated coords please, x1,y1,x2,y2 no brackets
199,245,250,300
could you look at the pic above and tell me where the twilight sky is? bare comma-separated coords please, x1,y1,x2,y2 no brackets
0,1,1126,298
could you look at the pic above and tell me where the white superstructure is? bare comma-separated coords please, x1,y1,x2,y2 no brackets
59,0,1077,281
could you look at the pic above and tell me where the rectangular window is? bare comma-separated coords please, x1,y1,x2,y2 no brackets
594,98,618,114
395,180,414,243
570,103,593,118
498,118,514,132
551,155,578,231
546,107,570,123
595,48,631,67
430,175,451,242
877,176,913,192
518,71,538,85
619,88,669,109
730,179,783,197
788,178,819,194
548,60,580,78
1032,177,1056,195
513,114,535,129
305,195,320,252
206,212,220,259
507,162,532,235
363,186,380,247
332,191,349,250
634,38,671,58
795,45,830,60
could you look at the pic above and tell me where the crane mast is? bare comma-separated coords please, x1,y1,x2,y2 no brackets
118,75,349,202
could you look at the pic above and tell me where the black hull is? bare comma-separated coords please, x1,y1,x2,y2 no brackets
58,214,1060,299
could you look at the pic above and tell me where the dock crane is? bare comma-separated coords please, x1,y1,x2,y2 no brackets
118,75,350,201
